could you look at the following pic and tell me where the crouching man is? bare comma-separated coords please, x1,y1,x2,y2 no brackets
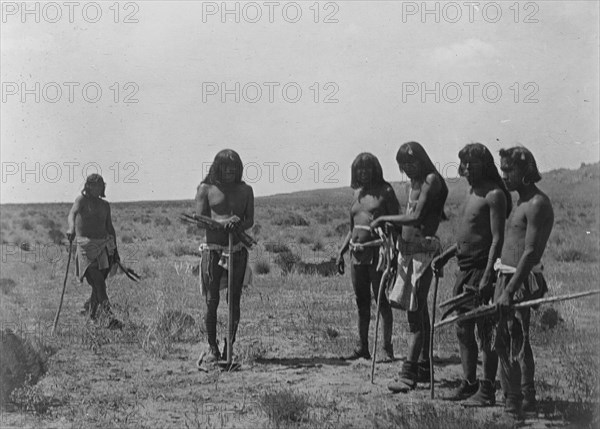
495,146,554,416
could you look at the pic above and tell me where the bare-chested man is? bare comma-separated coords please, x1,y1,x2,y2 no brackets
432,143,510,404
371,142,448,392
195,149,254,362
336,153,399,361
67,174,122,329
494,146,553,416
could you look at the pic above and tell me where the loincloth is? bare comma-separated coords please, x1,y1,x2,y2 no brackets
75,236,116,282
349,225,384,267
492,259,547,361
387,236,441,311
198,242,252,296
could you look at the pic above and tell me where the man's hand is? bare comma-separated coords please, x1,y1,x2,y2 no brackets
370,217,382,231
66,231,75,243
432,255,447,276
223,215,241,231
336,254,345,275
478,276,495,304
496,290,513,309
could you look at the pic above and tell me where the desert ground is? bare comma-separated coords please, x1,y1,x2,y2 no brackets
1,163,598,428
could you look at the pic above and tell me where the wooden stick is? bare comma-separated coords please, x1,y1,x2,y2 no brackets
116,260,141,282
439,291,472,308
370,224,396,384
371,267,390,383
52,241,73,335
429,275,440,399
513,289,600,309
434,305,495,329
181,213,257,248
227,232,234,367
435,289,600,329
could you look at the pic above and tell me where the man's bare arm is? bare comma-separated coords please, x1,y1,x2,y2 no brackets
338,231,352,256
371,173,440,228
499,197,553,303
66,196,82,241
105,202,117,240
195,184,211,218
385,185,401,217
239,186,255,231
479,189,507,293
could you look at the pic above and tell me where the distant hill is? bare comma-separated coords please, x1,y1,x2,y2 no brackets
257,162,599,209
1,163,596,210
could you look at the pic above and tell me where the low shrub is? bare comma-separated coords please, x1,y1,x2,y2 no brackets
260,389,310,426
274,251,301,275
272,213,309,227
146,246,166,258
264,242,291,253
48,229,64,244
254,259,271,275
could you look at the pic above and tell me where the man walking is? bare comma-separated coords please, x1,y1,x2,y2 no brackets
67,174,122,329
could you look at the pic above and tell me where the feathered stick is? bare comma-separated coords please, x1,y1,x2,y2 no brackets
180,213,257,248
435,289,600,329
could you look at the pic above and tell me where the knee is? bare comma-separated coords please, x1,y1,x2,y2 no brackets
379,302,393,319
356,300,370,318
407,310,424,333
205,299,219,313
456,323,475,345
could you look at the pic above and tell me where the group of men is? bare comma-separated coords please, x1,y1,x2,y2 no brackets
335,142,553,417
67,143,553,418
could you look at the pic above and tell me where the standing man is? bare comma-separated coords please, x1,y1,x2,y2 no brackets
67,174,122,329
432,143,511,404
336,153,399,362
495,146,553,416
371,141,448,392
195,149,254,362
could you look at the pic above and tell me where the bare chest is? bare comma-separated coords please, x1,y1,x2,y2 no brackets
208,186,246,215
351,194,385,218
461,195,489,222
508,207,528,233
79,200,108,223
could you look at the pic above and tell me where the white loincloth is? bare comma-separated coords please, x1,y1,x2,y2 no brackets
387,236,441,311
75,236,116,281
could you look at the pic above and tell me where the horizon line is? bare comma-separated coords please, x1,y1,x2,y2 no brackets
0,161,597,206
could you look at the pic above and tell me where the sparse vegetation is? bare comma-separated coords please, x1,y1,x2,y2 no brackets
0,163,598,427
260,388,311,426
274,250,302,274
272,213,309,227
264,242,291,254
254,259,271,275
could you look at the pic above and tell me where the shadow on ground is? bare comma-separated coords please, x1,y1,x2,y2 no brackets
255,357,350,367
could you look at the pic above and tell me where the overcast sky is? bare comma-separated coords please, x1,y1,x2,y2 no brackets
1,1,598,203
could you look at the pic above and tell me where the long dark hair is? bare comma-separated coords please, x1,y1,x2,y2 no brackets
81,174,106,198
350,152,388,189
499,146,542,184
396,141,448,220
459,143,512,217
202,149,244,185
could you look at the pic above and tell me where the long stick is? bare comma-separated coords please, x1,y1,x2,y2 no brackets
371,269,389,383
52,241,73,335
439,291,472,308
429,275,440,399
227,232,234,366
435,289,600,329
180,213,256,248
